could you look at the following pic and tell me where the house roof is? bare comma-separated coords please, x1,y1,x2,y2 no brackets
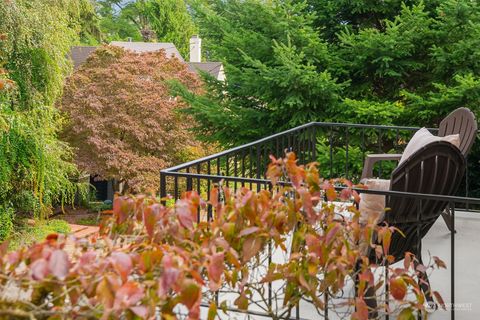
110,41,184,61
69,43,225,80
187,62,223,79
70,46,98,69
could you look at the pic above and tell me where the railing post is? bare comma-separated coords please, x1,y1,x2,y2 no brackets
450,202,455,320
160,171,167,205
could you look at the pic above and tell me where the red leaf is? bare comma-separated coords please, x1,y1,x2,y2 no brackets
80,251,97,267
325,224,340,245
96,277,115,309
176,199,195,229
242,236,262,262
305,234,321,254
110,252,132,282
383,228,392,256
46,233,58,242
210,187,219,207
158,255,180,296
113,197,133,225
238,227,259,237
114,281,144,309
207,252,224,291
234,293,249,310
390,277,407,300
143,204,159,238
340,188,352,201
403,252,412,270
180,279,201,309
433,256,447,269
352,190,361,203
130,306,149,318
48,250,69,280
325,187,337,201
31,258,49,280
433,290,446,310
352,297,368,320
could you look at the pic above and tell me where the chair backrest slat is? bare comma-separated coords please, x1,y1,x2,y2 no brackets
438,107,477,156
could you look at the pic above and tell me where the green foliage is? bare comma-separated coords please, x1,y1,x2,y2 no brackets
9,219,71,250
0,0,98,107
143,0,197,57
87,201,113,212
0,0,89,220
97,0,145,42
97,0,196,56
177,0,480,148
0,205,14,241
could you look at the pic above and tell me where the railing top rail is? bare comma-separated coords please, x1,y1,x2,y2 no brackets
162,121,443,172
161,171,480,205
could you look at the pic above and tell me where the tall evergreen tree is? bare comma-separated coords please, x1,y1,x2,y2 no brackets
176,0,480,144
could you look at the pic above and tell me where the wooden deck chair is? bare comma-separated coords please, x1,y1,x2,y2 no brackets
355,141,466,317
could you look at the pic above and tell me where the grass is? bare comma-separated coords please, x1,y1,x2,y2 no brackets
76,216,99,226
87,201,112,212
9,219,70,250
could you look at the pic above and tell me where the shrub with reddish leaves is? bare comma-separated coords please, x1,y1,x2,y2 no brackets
0,153,445,319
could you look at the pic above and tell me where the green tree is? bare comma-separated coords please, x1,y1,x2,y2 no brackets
143,0,197,57
0,0,89,234
173,0,345,145
176,0,480,143
97,0,150,42
97,0,196,57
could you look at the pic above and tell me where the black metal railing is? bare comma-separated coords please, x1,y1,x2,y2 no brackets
161,122,479,206
160,121,480,319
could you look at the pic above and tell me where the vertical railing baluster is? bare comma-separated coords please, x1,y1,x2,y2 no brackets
451,202,455,320
276,136,280,159
234,153,238,192
186,167,192,192
345,127,349,179
241,149,246,187
197,163,201,222
263,142,268,179
361,128,366,174
385,260,389,320
465,161,469,210
207,161,212,221
378,129,383,177
160,172,167,205
329,127,334,178
249,147,253,190
174,176,178,200
395,129,400,152
256,146,261,192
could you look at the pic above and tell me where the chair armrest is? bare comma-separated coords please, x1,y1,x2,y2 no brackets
361,154,402,180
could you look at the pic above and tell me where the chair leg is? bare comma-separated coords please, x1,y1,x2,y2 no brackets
441,208,456,233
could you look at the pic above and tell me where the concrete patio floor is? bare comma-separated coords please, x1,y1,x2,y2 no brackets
203,209,480,320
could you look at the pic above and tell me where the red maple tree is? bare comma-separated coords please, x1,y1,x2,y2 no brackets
60,46,205,192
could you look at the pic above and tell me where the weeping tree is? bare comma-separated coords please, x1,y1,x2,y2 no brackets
0,0,96,237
